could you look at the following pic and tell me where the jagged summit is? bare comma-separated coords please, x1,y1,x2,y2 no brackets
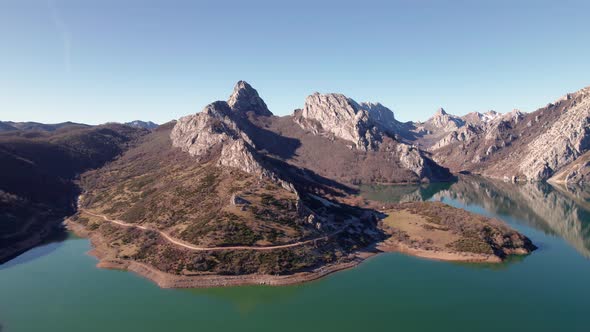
296,92,370,149
295,92,403,150
172,84,453,186
227,80,272,117
410,85,590,183
435,107,447,116
427,107,464,130
359,102,397,132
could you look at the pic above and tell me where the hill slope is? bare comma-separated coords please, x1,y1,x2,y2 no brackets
0,124,147,262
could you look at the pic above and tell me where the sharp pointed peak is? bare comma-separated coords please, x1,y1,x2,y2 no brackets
435,107,447,116
227,80,272,116
233,80,253,91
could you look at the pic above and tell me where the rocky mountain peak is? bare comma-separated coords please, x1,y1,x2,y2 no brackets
227,80,272,117
435,107,447,116
302,92,361,118
171,91,292,191
467,111,500,125
296,92,384,150
125,120,158,130
554,86,590,104
428,108,464,130
359,101,392,115
483,110,499,119
359,102,400,135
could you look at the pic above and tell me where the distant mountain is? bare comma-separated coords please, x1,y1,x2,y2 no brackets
402,86,590,184
0,122,18,132
0,121,89,132
125,120,159,130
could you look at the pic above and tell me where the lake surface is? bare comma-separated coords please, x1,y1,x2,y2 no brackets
1,177,589,332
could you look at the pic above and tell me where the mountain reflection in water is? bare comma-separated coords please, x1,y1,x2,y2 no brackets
362,176,590,258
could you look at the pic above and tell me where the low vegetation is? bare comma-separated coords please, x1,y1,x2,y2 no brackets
75,125,385,276
380,202,536,259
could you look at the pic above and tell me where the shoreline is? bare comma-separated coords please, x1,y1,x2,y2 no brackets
66,217,517,289
67,218,376,288
376,241,502,263
0,218,65,265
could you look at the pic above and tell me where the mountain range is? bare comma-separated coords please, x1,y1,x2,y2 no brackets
1,81,587,284
173,80,588,186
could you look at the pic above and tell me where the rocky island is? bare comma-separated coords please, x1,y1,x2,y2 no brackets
62,81,541,288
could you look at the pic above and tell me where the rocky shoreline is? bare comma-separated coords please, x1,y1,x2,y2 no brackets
65,201,535,289
66,219,377,288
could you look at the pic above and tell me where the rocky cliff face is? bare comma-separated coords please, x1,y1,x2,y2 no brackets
173,81,590,185
172,82,453,186
171,101,251,157
407,86,590,182
462,110,501,126
292,92,451,182
295,92,382,150
548,151,590,186
227,80,272,117
358,102,400,134
428,108,465,131
171,100,296,191
294,93,410,150
518,88,590,181
170,83,278,184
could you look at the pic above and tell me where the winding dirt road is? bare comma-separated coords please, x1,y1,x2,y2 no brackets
81,209,332,251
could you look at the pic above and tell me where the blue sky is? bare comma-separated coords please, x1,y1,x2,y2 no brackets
1,0,589,124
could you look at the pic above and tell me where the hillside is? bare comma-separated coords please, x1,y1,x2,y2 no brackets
0,121,90,132
0,124,147,262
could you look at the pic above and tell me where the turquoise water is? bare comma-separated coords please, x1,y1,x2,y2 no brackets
1,177,589,332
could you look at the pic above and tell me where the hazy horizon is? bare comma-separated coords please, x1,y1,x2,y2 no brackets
1,0,589,125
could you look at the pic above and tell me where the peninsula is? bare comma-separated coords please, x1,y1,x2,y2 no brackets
63,81,543,287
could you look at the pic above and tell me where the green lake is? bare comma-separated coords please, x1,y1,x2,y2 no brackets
1,177,589,332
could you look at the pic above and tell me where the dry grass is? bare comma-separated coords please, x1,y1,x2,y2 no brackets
382,209,457,250
381,201,535,257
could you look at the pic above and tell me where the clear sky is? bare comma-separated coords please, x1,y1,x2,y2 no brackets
1,0,589,124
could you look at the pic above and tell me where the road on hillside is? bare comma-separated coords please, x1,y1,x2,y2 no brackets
81,209,336,251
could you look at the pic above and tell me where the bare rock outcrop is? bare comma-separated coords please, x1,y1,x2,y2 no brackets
394,144,429,178
428,108,465,131
171,101,252,158
549,151,590,186
518,87,590,181
358,102,400,134
295,92,382,150
292,92,452,182
564,161,590,185
431,125,480,150
170,101,265,176
170,83,296,191
408,86,589,183
415,108,520,152
227,80,272,117
294,93,409,150
462,110,501,126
